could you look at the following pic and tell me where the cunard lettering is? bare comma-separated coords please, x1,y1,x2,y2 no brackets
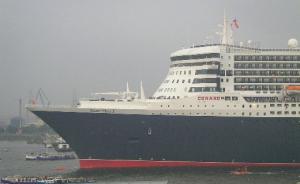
198,96,220,100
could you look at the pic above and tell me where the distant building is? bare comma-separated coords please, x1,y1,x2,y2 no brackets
9,116,24,128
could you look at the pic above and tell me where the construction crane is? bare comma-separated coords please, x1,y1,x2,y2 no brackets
34,88,50,106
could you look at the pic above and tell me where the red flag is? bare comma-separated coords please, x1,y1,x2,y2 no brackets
231,18,239,29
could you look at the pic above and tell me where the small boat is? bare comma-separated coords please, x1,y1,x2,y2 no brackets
1,176,96,184
54,144,72,152
230,167,252,175
25,152,76,161
25,153,38,160
1,176,39,184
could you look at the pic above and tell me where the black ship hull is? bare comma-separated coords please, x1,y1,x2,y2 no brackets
32,110,300,169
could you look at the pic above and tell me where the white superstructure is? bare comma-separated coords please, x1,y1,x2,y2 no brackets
29,15,300,119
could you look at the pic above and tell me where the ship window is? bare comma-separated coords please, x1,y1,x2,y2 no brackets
277,104,282,107
292,111,296,115
284,111,289,115
188,79,191,83
170,53,220,61
292,104,296,107
182,80,185,83
270,111,275,115
184,71,186,75
242,112,244,116
188,70,191,75
176,80,179,83
270,104,275,107
226,70,233,76
172,80,175,83
232,96,238,101
263,112,266,116
180,71,182,75
195,69,219,75
277,111,282,115
193,78,219,83
189,87,219,92
225,96,231,101
242,105,245,108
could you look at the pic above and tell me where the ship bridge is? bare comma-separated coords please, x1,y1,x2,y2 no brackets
153,45,223,99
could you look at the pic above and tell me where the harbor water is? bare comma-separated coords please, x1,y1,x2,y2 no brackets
1,141,300,184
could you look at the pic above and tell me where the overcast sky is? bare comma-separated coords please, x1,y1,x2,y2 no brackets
0,0,299,121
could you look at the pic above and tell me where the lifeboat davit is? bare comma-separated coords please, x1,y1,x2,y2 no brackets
286,85,300,95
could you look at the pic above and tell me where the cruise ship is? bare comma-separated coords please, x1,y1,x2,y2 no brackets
27,15,300,170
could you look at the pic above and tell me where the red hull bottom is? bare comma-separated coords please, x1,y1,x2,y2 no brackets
80,159,300,169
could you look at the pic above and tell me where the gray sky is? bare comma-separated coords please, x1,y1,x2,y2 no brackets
0,0,299,121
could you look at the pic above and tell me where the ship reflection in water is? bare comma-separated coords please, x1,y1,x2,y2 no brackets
1,141,300,184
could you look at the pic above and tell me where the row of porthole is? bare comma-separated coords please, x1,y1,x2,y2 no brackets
159,103,300,109
270,111,299,115
152,112,268,116
270,104,300,107
169,70,192,75
152,111,300,116
159,104,268,108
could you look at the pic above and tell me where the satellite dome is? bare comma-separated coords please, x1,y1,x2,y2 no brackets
288,38,298,48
